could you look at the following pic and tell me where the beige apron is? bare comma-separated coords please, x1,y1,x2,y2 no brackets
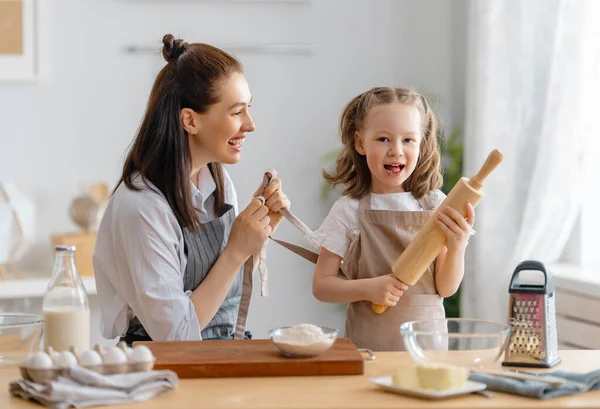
261,168,446,351
341,194,445,351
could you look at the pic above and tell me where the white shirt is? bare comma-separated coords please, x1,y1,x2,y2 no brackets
308,190,446,258
93,166,238,341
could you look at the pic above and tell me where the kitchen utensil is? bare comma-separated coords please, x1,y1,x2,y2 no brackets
134,338,364,378
0,313,43,366
503,260,560,368
269,325,338,358
400,318,511,367
372,149,504,314
370,376,487,400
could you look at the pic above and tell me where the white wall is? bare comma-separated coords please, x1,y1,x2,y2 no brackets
0,0,467,344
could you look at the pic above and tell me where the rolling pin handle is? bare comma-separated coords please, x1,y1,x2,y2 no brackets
469,149,504,190
371,303,388,314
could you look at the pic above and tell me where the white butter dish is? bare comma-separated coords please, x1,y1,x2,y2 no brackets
370,376,487,400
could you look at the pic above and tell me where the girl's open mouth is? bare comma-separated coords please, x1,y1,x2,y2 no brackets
383,163,405,175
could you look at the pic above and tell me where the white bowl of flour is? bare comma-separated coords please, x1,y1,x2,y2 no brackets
269,323,339,358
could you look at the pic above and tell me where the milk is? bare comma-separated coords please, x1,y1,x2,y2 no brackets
43,306,90,352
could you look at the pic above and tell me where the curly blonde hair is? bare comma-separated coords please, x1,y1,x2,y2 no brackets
323,87,443,200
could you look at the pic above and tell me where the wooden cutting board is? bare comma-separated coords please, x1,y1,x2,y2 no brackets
134,338,364,378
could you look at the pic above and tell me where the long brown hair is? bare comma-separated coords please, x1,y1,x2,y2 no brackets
116,34,243,232
324,87,442,200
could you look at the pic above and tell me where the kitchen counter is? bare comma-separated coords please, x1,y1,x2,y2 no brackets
1,350,599,409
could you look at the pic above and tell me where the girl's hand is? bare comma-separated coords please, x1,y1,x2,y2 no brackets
225,197,272,263
364,274,409,307
436,203,475,253
254,176,291,233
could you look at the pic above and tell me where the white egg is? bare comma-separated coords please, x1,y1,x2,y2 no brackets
131,345,154,362
48,350,60,363
55,351,78,368
28,352,54,369
79,349,102,366
102,347,128,364
125,347,134,357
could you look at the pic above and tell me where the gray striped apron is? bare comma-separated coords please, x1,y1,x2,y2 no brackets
121,203,254,344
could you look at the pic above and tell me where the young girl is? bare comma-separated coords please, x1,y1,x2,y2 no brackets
311,87,475,351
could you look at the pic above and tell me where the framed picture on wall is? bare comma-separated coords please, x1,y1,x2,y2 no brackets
0,0,37,82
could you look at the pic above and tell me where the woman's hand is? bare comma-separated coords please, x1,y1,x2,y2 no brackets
364,274,409,306
254,176,291,233
225,197,272,263
436,203,475,253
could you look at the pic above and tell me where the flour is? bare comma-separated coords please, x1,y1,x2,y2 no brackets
274,323,335,357
278,323,330,345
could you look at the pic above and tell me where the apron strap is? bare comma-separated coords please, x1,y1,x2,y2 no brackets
257,169,348,280
271,238,319,264
358,193,371,210
417,192,438,211
256,169,313,296
257,169,319,267
234,255,255,340
271,238,346,279
260,169,318,238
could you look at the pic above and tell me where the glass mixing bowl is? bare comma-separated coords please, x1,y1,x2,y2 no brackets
400,318,511,368
0,312,43,366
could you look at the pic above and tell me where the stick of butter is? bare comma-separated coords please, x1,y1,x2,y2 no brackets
391,366,420,388
416,363,469,390
392,363,469,390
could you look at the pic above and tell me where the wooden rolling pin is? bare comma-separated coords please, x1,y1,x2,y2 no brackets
372,149,504,314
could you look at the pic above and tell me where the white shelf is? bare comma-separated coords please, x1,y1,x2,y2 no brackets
125,43,315,56
0,277,97,300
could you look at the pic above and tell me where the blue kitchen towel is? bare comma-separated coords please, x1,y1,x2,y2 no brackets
469,370,600,399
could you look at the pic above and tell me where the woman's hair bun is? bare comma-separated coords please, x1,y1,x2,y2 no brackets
162,34,188,63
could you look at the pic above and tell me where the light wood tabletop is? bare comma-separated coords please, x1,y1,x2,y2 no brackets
2,350,599,409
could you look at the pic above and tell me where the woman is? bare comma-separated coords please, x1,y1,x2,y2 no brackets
93,34,290,344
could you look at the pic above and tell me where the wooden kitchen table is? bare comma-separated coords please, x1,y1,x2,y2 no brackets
2,350,600,409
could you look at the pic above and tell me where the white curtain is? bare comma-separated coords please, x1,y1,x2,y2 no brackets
461,0,600,322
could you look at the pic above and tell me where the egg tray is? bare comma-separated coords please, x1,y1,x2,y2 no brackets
19,341,156,384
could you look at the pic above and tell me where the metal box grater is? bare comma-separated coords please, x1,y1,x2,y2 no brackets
502,260,560,368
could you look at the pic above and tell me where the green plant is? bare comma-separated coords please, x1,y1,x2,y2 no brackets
320,148,342,199
440,127,464,196
439,126,464,318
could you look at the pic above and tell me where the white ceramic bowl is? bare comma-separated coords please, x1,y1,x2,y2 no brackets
269,325,339,358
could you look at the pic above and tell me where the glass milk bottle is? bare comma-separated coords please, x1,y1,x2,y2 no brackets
42,245,90,352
